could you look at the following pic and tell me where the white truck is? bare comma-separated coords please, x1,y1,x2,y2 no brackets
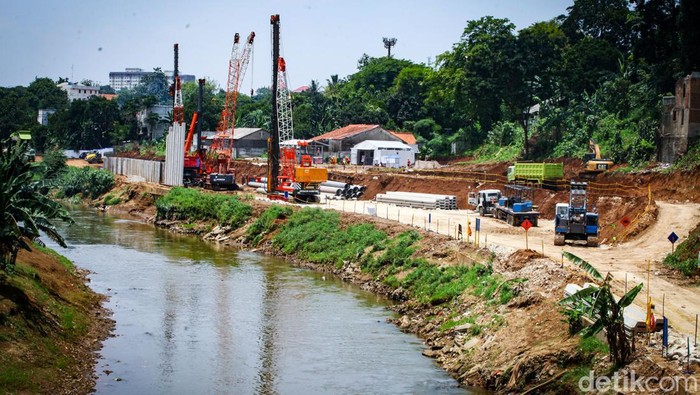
468,189,502,216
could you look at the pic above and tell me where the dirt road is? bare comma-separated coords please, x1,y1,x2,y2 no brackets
323,197,700,336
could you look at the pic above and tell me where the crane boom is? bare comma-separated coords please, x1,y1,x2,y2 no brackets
277,57,294,145
206,31,255,189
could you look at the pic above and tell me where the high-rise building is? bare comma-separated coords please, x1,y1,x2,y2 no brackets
109,68,195,91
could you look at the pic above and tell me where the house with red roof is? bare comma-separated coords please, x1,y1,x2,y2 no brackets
310,124,418,166
310,124,406,153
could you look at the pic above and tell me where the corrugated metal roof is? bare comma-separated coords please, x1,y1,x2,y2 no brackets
352,140,412,150
205,128,268,140
389,131,417,145
310,124,380,141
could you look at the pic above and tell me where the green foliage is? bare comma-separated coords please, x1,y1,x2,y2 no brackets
439,315,476,332
272,208,386,268
0,139,72,270
103,194,121,206
48,96,121,149
155,187,252,228
561,252,644,366
579,336,609,355
400,263,513,305
55,167,115,200
39,146,67,181
671,142,700,171
245,205,293,246
662,223,700,277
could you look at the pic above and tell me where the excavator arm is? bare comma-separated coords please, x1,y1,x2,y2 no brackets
589,140,601,160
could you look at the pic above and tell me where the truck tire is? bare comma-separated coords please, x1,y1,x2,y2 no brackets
532,217,538,227
554,234,565,246
586,236,598,247
479,206,485,216
507,214,514,226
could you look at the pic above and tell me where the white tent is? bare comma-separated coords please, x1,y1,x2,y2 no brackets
350,140,415,167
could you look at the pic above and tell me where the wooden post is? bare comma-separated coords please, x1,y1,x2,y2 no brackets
525,229,529,250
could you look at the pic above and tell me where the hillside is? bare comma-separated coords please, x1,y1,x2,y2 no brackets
0,243,112,393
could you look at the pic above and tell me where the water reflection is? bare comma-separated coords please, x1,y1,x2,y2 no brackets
47,206,469,394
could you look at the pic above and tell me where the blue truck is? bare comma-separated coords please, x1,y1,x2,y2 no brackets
554,181,599,247
494,185,540,227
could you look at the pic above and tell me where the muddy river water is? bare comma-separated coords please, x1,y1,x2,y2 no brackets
48,207,470,394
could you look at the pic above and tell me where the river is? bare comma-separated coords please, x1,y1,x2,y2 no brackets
47,207,470,394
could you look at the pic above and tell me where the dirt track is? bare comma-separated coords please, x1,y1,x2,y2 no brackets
324,197,700,336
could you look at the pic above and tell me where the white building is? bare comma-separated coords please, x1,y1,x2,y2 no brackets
136,104,171,140
37,108,56,125
57,82,99,101
350,140,415,167
109,68,196,91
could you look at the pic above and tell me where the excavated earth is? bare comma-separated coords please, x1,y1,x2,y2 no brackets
95,156,700,393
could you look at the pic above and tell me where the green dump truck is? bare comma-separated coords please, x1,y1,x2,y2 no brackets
506,162,564,187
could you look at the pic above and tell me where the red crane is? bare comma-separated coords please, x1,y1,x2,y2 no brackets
206,32,255,189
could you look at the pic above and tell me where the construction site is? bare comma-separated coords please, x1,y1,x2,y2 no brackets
96,12,700,394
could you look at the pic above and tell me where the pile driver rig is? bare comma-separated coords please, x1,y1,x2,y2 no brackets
267,14,327,203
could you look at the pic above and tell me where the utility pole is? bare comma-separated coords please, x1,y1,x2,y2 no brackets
383,37,397,58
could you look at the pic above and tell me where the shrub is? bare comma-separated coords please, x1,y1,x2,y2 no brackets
155,187,252,228
245,205,293,245
55,167,114,199
272,208,386,267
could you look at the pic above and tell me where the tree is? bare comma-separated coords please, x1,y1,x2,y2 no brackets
560,252,644,366
558,37,621,97
49,96,121,149
27,78,69,111
0,139,72,271
431,16,520,138
133,68,170,105
0,87,34,140
678,0,700,72
561,0,634,51
386,65,431,128
515,20,568,157
182,80,222,132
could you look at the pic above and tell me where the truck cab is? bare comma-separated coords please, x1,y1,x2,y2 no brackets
471,189,501,216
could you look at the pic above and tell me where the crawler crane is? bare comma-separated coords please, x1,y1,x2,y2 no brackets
206,32,255,190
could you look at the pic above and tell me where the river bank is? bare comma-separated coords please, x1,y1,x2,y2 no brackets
98,177,692,393
0,242,113,393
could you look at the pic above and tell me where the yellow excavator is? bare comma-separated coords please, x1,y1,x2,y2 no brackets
579,140,613,179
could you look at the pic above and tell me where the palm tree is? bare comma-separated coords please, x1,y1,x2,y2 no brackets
560,251,643,366
0,139,72,271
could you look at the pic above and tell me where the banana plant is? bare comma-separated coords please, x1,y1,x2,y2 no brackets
0,139,72,271
560,251,644,366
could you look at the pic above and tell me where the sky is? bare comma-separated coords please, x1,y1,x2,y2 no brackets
1,0,574,92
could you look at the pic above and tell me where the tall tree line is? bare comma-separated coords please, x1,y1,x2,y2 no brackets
1,0,697,164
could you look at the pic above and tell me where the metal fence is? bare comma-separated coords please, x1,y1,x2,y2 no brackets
103,157,164,184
